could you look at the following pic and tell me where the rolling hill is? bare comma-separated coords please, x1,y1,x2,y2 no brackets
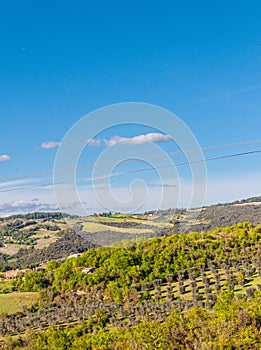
0,196,260,269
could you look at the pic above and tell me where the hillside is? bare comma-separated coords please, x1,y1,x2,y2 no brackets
0,222,261,348
0,213,96,270
0,197,261,269
65,196,261,245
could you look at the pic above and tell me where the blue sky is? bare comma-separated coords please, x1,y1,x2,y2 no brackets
0,1,260,215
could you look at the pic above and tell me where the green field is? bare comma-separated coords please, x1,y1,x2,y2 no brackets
0,292,39,315
82,221,154,234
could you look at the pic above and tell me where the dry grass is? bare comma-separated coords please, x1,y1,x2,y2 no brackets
30,230,59,249
0,292,39,315
0,244,25,256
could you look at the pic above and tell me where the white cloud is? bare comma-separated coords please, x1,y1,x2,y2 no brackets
85,133,172,147
0,154,11,162
41,141,61,149
104,133,172,147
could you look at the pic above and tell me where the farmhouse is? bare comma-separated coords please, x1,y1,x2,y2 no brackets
81,267,95,274
5,269,28,280
67,252,83,259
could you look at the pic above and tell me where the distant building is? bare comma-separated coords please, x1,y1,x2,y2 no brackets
67,253,82,259
5,269,28,280
81,267,95,274
76,290,87,295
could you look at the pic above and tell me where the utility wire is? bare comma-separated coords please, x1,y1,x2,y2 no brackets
1,148,260,193
0,139,261,183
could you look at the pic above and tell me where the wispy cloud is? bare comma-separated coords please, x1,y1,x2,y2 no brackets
231,84,261,95
87,133,172,147
0,154,11,162
149,183,178,188
0,178,39,189
0,172,260,217
0,199,59,217
192,84,261,106
87,138,101,147
41,141,61,149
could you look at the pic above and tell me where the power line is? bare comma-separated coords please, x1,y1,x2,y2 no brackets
1,148,260,193
79,148,261,181
0,139,260,183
